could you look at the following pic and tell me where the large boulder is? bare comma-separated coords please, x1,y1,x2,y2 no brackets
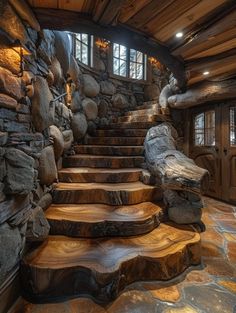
98,99,109,118
0,44,21,75
100,80,116,95
62,130,74,151
71,91,82,113
82,74,100,97
71,113,88,141
0,94,17,110
0,67,24,100
49,125,64,160
38,146,58,186
37,30,55,65
164,190,203,224
0,222,26,286
8,0,40,31
49,57,63,87
0,1,30,44
4,148,35,195
144,84,160,101
31,76,54,132
82,98,98,121
112,93,128,109
26,206,50,242
68,55,82,89
54,31,71,75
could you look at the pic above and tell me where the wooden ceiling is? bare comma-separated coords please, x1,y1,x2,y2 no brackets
28,0,236,87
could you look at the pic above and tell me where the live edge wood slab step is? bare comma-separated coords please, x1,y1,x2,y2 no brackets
84,136,145,146
53,182,162,205
58,168,142,183
74,145,144,156
21,223,201,303
63,155,144,168
95,129,148,137
46,202,163,237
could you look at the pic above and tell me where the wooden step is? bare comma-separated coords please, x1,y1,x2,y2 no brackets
135,102,158,110
84,136,145,146
100,121,159,129
58,168,142,183
21,223,201,303
53,182,162,205
95,129,148,137
74,145,144,156
124,108,160,116
46,202,162,237
116,114,162,123
63,155,144,168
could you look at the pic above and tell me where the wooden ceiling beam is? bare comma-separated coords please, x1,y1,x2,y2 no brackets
96,0,126,25
33,8,186,88
119,0,152,24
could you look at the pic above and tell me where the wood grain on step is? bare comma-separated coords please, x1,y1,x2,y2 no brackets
95,129,148,137
58,168,142,183
117,114,164,123
53,182,162,205
74,145,144,156
46,202,162,237
100,120,168,129
84,136,145,146
124,108,160,116
21,223,201,303
63,155,144,168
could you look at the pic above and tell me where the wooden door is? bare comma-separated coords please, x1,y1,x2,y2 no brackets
221,102,236,203
189,104,221,199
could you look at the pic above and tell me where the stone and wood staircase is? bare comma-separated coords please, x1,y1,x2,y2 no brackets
21,102,201,303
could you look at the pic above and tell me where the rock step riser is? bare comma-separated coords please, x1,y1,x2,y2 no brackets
84,137,144,146
95,129,148,137
53,188,162,205
63,157,144,169
74,145,144,156
58,171,141,183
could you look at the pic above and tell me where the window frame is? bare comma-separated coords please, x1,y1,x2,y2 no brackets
193,110,216,147
71,32,94,67
112,42,147,81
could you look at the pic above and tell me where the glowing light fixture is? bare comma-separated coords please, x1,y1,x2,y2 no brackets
176,32,183,38
95,38,110,49
203,71,210,76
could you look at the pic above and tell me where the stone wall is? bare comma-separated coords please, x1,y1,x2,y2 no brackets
0,0,167,288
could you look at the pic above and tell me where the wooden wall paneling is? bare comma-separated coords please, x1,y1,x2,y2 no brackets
154,0,228,42
125,0,175,29
172,9,236,58
143,0,201,37
119,0,152,23
92,0,109,22
187,37,236,60
58,0,84,12
81,0,95,14
98,0,126,25
30,0,58,8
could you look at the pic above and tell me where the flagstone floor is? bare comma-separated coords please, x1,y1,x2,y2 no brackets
10,197,236,313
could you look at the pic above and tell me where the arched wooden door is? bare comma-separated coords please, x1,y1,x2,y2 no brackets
189,101,236,204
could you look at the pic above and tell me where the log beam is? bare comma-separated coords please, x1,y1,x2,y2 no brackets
32,8,186,89
168,79,236,109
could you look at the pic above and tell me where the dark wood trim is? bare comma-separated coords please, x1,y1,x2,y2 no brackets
33,8,186,89
0,268,20,313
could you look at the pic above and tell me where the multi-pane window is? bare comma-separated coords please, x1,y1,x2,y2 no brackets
113,43,146,80
194,110,215,146
113,43,127,77
230,107,236,146
75,33,93,66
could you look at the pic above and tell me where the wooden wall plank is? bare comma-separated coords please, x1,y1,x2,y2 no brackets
154,0,227,42
143,0,201,36
172,9,236,58
119,0,152,23
92,0,109,22
98,0,126,25
125,0,175,29
30,0,58,8
58,0,84,12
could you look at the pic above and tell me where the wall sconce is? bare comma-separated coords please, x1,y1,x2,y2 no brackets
148,57,163,70
95,38,110,50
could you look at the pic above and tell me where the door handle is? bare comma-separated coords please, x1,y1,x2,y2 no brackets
223,147,227,155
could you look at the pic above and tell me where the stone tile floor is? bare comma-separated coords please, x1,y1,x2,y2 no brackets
11,197,236,313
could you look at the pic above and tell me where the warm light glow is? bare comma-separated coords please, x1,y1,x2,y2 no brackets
203,71,210,76
95,38,110,49
148,57,163,69
176,32,183,38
